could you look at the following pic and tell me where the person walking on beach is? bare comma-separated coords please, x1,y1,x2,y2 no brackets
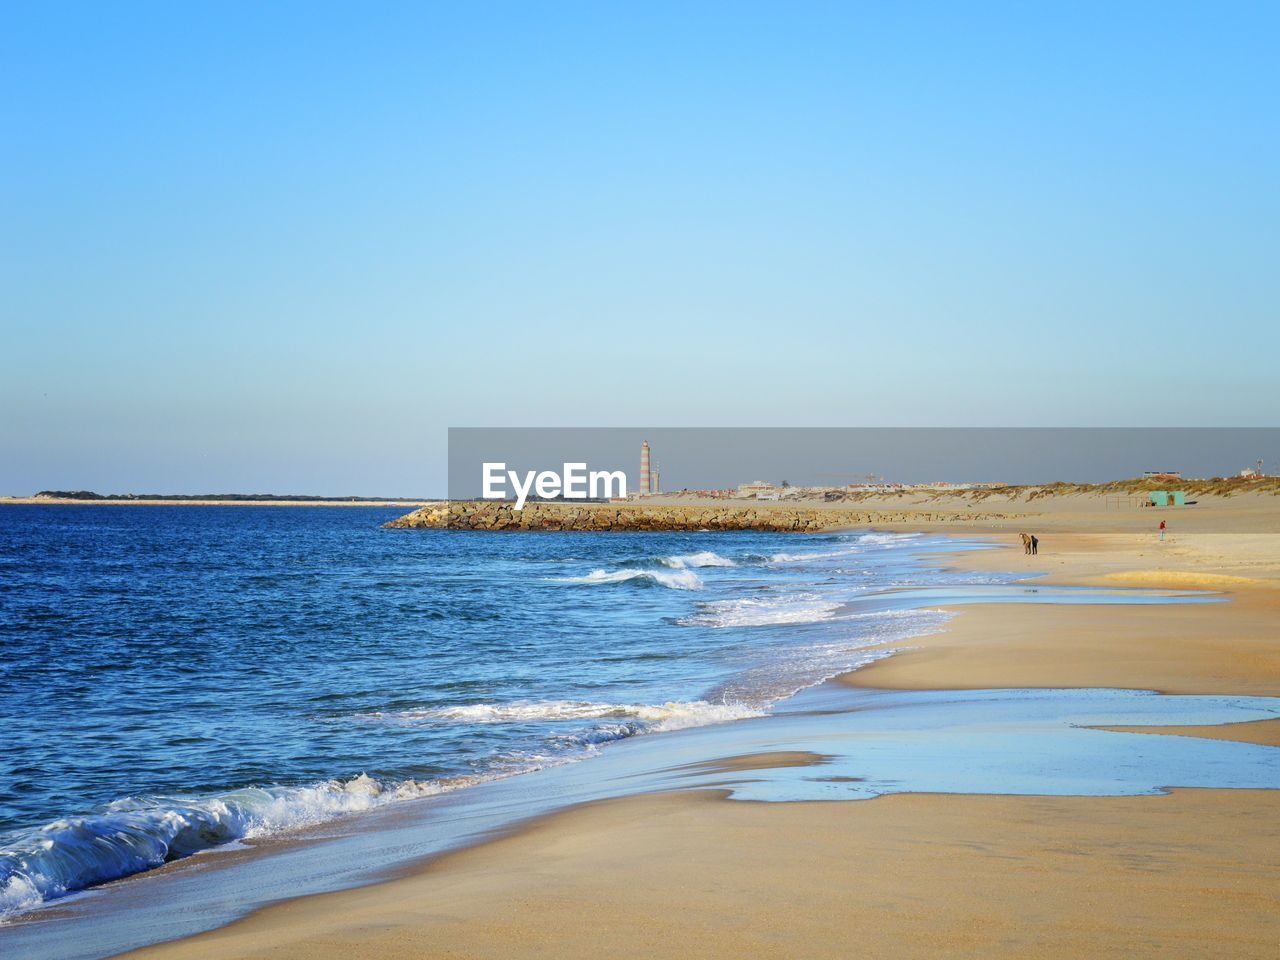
1159,519,1166,541
1020,533,1032,554
1031,535,1039,555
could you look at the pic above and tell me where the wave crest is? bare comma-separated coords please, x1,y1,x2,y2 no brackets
771,532,918,563
376,698,763,731
0,773,470,922
550,568,704,589
664,551,736,568
679,593,844,627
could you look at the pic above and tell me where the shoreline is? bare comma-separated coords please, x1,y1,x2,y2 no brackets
0,499,435,507
1,514,1272,958
111,519,1280,960
386,488,1278,532
125,787,1280,960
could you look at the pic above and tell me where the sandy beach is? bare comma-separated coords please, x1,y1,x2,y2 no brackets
121,492,1279,960
0,498,434,507
11,1,1278,954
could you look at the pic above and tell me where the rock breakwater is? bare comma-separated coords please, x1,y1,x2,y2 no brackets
384,501,1006,532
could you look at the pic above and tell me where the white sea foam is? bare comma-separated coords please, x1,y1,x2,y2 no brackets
858,532,920,545
0,874,41,921
550,568,704,589
769,547,860,562
707,608,953,705
0,772,482,922
376,698,763,731
679,593,844,627
363,698,767,769
664,550,736,568
711,646,898,705
2,686,749,923
770,532,918,563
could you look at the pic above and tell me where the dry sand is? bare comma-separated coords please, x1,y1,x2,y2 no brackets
124,492,1280,960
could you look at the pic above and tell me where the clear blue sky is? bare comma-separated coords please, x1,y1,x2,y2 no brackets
3,1,1277,495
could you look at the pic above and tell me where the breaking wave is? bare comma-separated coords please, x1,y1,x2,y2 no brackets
550,568,704,589
679,592,844,627
550,551,735,589
858,532,920,545
770,547,860,562
372,698,764,732
664,550,736,568
770,532,919,563
0,773,481,922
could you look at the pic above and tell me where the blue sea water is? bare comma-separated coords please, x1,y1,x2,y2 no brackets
0,506,984,917
0,505,1266,929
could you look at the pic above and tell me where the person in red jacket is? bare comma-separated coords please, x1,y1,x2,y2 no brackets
1159,519,1166,541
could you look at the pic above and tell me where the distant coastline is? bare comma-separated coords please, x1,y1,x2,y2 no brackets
3,491,437,506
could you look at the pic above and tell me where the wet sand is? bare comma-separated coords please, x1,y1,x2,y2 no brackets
128,789,1280,960
124,496,1280,960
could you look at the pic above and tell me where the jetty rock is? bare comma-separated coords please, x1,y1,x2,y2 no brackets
383,501,1008,532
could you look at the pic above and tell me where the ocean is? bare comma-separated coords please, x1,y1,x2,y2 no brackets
2,504,1275,952
0,506,973,919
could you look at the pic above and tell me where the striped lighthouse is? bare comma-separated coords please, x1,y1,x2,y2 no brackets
639,441,651,497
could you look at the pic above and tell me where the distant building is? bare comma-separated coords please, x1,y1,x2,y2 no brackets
1143,470,1182,480
906,483,1003,491
639,441,651,495
737,480,779,498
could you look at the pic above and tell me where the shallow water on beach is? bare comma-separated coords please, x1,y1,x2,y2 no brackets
5,681,1278,960
0,505,1273,959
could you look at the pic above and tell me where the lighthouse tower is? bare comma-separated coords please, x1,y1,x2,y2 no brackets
639,441,651,496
